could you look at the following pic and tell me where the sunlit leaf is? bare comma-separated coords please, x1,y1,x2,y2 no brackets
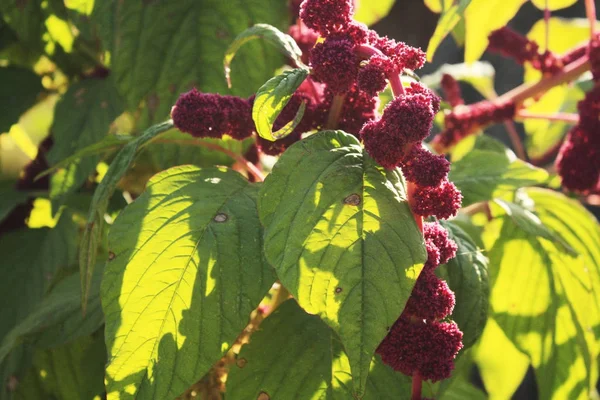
464,0,526,62
427,0,472,61
103,166,274,400
421,61,496,99
530,0,578,11
0,67,43,134
354,0,396,26
259,130,426,396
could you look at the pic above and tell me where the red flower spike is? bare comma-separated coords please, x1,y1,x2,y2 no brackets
221,96,254,140
340,21,369,45
172,89,227,138
412,179,462,220
299,0,354,36
577,84,600,131
288,24,319,65
407,82,441,114
310,36,360,93
381,94,435,144
424,222,458,265
423,238,442,273
365,32,425,72
441,74,464,107
556,127,600,192
488,27,539,65
589,33,600,81
403,271,456,321
401,145,450,188
377,316,463,382
361,120,406,169
357,57,388,96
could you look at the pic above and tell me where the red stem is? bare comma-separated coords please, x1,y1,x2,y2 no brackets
586,0,597,36
389,73,406,97
544,1,551,52
411,371,422,400
325,94,346,129
503,121,527,160
516,110,579,124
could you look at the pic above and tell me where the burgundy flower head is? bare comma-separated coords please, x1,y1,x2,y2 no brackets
407,81,441,114
361,120,405,169
424,237,442,273
357,56,389,96
172,89,227,138
299,0,354,36
411,179,462,220
556,126,600,192
488,27,539,65
404,271,456,321
220,95,254,140
441,74,463,107
377,316,463,382
381,93,435,143
310,36,360,93
401,145,450,188
367,32,426,72
424,222,458,265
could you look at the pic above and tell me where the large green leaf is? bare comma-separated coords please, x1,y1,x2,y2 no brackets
47,77,124,210
0,266,104,363
354,0,396,26
258,130,427,396
227,299,411,400
92,0,287,124
79,119,174,312
438,221,489,349
448,148,549,207
29,334,105,400
103,165,275,400
0,67,43,133
426,0,471,61
224,24,305,85
464,0,526,62
0,181,29,223
483,188,600,399
253,68,308,141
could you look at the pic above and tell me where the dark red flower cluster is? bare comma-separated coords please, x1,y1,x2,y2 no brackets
378,222,463,382
172,89,254,140
440,74,463,107
487,27,561,75
434,99,516,150
556,84,600,193
288,24,319,66
589,33,600,81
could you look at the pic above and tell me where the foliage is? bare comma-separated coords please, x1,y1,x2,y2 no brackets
0,0,599,399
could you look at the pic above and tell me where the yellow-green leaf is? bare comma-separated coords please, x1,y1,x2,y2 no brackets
427,0,472,61
530,0,578,11
354,0,396,26
464,0,526,63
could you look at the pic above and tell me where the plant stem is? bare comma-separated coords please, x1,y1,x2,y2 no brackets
411,372,422,400
389,73,406,97
586,0,597,36
325,94,346,129
270,282,290,313
153,139,265,182
406,181,423,233
516,110,579,124
504,121,527,160
544,1,551,52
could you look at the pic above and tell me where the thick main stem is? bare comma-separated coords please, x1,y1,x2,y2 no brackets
325,94,346,129
411,372,422,400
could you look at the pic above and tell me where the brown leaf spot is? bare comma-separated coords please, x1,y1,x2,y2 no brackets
343,193,361,206
236,358,247,368
335,287,343,294
257,392,270,400
101,101,108,109
108,251,116,261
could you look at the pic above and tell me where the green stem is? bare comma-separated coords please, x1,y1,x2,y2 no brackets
325,94,346,129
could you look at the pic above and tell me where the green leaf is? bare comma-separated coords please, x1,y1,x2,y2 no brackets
47,78,125,210
38,134,134,181
464,0,526,62
252,68,308,141
421,61,496,99
354,0,396,26
493,196,575,255
79,119,174,312
0,181,29,223
92,0,287,124
530,0,578,11
426,0,471,61
0,266,104,365
103,165,274,400
224,24,306,86
438,221,489,349
227,299,412,400
258,130,427,396
30,334,105,400
484,188,600,399
0,67,43,133
473,318,530,399
448,148,549,207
